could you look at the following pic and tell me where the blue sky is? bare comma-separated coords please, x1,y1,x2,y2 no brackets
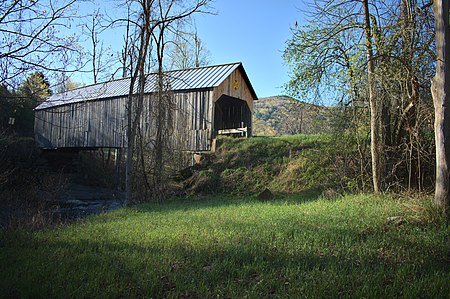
75,0,306,99
195,0,305,98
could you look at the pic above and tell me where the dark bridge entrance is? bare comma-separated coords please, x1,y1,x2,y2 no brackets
213,95,252,137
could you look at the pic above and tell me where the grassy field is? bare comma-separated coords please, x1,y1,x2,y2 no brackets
1,193,448,298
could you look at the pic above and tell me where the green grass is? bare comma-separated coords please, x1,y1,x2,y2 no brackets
1,194,448,298
210,134,336,194
217,134,327,164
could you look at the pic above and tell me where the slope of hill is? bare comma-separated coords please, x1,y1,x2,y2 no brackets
253,96,331,136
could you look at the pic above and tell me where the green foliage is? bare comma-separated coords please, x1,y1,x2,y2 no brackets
283,22,365,104
198,133,369,195
18,72,51,103
284,1,436,192
0,72,51,136
1,194,448,298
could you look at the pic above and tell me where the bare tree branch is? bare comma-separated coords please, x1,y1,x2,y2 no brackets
0,0,83,87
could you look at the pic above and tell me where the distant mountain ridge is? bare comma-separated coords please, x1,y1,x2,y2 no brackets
253,96,331,136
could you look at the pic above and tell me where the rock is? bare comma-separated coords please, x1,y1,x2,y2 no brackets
170,167,194,182
321,188,339,199
193,153,203,164
386,216,406,226
257,188,274,201
180,167,193,179
202,264,214,272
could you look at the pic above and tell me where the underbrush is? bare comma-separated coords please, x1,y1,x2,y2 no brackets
0,175,67,230
0,136,43,189
1,194,448,298
0,136,68,229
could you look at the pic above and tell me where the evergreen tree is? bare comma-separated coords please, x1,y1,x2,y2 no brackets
10,72,52,136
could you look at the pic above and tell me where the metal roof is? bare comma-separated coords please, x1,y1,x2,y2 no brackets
36,62,257,110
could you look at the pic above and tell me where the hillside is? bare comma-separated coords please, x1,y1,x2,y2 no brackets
179,134,363,196
253,96,331,136
210,135,325,193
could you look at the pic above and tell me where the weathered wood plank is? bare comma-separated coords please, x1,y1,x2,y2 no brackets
213,67,254,112
35,72,254,151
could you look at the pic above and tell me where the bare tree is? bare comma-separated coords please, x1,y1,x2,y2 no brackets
166,26,211,69
120,2,134,78
54,72,81,93
431,0,449,213
285,0,435,193
362,0,382,193
124,0,211,202
0,0,83,88
81,9,115,84
125,0,153,203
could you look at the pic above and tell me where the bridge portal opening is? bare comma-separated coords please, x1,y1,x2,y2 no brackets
213,95,251,137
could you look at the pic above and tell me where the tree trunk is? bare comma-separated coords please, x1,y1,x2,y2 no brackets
362,0,382,193
125,1,153,203
153,17,168,200
125,96,134,204
431,0,450,213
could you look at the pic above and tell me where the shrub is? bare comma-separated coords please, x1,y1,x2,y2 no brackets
0,135,43,189
0,135,67,229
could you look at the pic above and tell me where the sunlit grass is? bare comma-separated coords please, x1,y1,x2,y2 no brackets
213,134,334,194
1,194,448,298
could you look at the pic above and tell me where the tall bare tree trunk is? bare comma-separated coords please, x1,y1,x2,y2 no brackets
122,3,132,79
125,0,210,202
152,2,172,200
125,98,134,203
125,0,154,203
362,0,382,193
431,0,450,213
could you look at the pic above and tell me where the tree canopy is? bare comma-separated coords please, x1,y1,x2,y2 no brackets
284,0,436,193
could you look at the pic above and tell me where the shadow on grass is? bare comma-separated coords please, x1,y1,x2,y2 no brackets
2,217,448,298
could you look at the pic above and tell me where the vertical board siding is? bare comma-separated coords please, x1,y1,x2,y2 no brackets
35,97,128,149
213,67,254,112
138,90,212,152
34,66,256,151
35,90,213,151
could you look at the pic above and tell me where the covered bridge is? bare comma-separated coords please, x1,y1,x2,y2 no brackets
34,62,258,152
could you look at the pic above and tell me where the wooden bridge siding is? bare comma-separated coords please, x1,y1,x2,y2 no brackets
35,98,127,149
140,90,213,152
35,90,213,151
213,67,255,113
